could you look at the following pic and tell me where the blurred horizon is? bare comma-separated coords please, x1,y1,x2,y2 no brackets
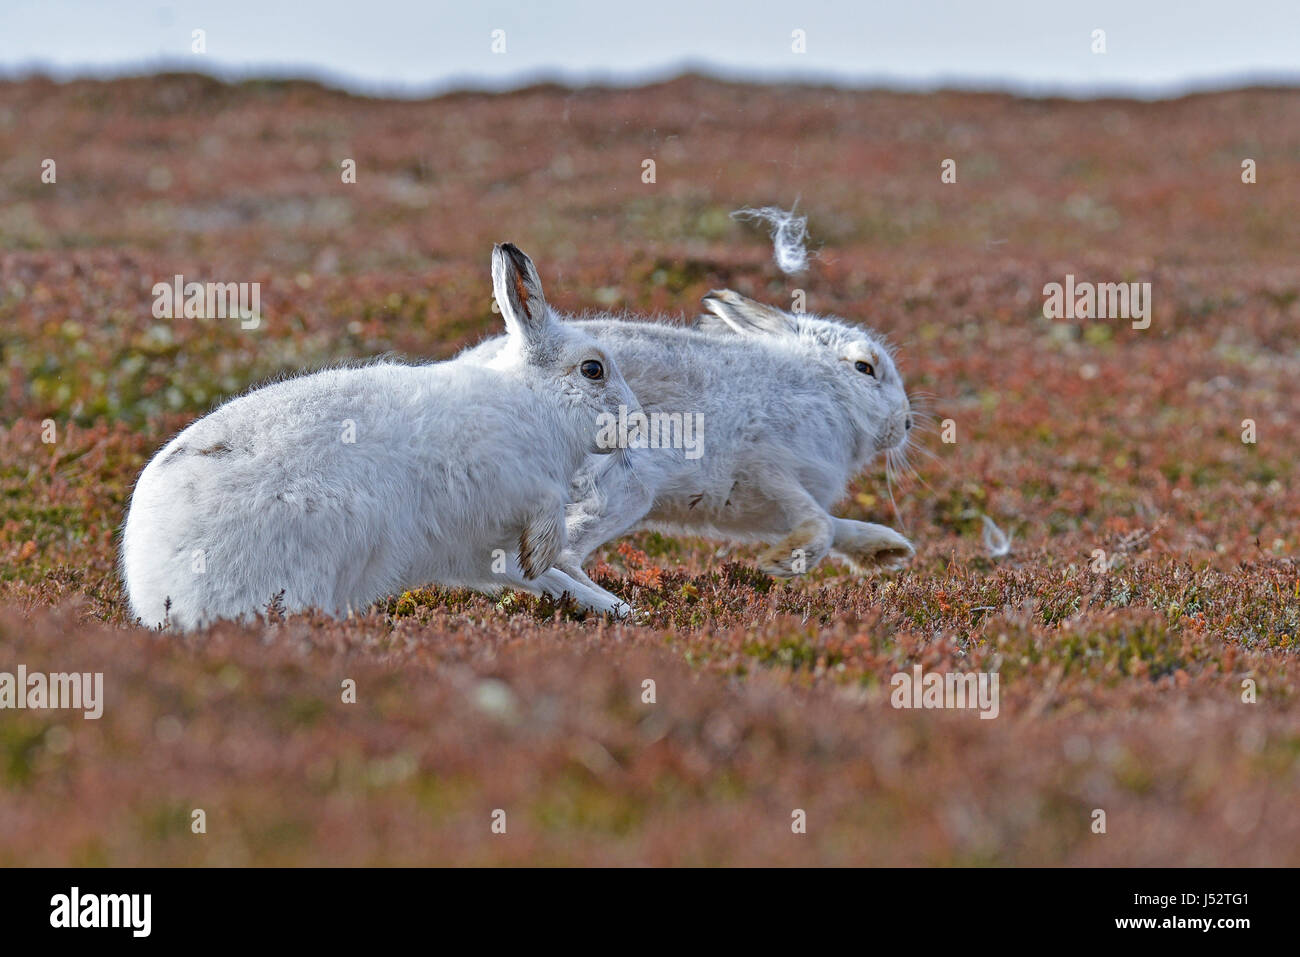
3,0,1300,101
7,60,1300,104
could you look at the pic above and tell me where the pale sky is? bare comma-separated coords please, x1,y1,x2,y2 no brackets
2,0,1298,98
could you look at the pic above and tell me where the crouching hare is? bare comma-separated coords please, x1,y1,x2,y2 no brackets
464,271,917,604
122,244,637,630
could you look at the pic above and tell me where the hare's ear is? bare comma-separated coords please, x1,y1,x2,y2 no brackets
699,289,796,337
491,243,552,346
692,313,738,335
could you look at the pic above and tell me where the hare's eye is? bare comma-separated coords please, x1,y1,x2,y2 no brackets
855,360,876,377
580,360,605,380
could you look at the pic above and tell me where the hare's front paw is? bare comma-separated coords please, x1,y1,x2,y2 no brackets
579,590,633,620
600,597,635,620
536,567,633,619
833,521,915,574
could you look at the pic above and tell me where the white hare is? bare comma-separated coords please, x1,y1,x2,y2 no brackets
463,280,916,604
121,244,637,630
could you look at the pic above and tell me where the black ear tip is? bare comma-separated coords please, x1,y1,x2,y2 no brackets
497,242,530,272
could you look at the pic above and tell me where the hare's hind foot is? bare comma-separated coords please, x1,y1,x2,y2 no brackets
757,517,834,577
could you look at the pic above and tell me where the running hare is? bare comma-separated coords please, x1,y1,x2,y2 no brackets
461,256,916,603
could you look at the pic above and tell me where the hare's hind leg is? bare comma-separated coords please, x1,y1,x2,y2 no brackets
830,517,914,573
753,479,835,577
758,516,835,576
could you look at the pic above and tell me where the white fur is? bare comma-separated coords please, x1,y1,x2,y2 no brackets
981,515,1013,558
731,205,810,274
461,274,917,611
121,244,637,630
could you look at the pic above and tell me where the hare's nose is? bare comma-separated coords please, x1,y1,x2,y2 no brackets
905,416,914,431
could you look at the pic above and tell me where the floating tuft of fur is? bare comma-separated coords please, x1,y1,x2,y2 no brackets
981,515,1013,559
731,205,810,275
